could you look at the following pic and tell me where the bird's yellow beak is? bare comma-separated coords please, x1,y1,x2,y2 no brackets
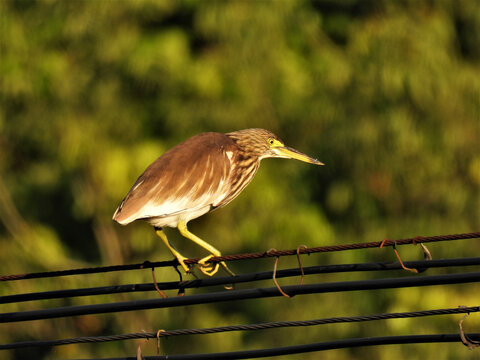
275,146,324,165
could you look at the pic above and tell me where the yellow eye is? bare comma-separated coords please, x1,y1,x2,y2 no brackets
268,138,282,148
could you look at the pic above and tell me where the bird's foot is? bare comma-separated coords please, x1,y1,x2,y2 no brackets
174,254,191,274
197,255,220,276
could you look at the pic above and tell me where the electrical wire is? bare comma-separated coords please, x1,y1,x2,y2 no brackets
2,257,480,304
2,271,480,323
1,231,478,282
66,333,480,360
1,306,478,350
1,232,479,358
0,259,176,282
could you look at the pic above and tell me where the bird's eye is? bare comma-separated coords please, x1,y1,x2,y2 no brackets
268,138,282,148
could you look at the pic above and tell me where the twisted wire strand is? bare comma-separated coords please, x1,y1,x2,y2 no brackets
1,306,478,350
1,232,479,282
208,232,480,263
71,333,480,360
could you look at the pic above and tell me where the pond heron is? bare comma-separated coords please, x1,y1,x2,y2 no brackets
113,128,323,276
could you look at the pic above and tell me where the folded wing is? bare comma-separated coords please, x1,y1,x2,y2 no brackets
113,133,236,225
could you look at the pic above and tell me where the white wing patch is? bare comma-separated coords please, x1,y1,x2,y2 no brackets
137,188,220,227
132,178,226,223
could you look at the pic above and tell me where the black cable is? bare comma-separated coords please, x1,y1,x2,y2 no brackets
2,271,480,323
0,260,176,281
1,306,478,350
2,257,480,304
2,231,478,282
70,333,480,360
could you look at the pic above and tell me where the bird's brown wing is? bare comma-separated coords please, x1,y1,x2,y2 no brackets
113,132,237,225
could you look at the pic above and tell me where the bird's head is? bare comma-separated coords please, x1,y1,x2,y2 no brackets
226,128,324,165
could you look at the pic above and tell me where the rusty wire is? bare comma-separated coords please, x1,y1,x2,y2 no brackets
151,268,167,299
459,312,480,349
268,248,290,298
1,232,479,282
205,232,480,264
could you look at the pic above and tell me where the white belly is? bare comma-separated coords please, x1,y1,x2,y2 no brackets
145,204,213,228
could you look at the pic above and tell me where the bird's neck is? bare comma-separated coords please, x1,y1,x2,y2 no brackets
226,133,264,160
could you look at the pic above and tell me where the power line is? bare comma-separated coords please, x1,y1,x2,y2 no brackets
0,259,176,282
1,232,479,358
1,231,478,282
1,306,478,350
2,271,480,323
2,257,480,304
68,333,480,360
210,232,480,263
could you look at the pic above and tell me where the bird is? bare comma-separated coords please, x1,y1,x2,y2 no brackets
113,128,323,276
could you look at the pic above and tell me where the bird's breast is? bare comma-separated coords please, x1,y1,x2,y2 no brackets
214,155,260,209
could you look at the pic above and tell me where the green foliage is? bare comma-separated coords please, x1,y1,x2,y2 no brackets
1,0,479,359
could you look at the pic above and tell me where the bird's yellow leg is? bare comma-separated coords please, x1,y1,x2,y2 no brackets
177,220,234,277
154,228,190,274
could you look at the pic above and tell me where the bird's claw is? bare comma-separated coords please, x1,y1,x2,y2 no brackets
175,255,191,275
198,255,220,276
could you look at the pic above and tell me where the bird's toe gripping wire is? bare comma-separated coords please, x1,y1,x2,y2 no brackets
197,256,235,277
197,255,220,276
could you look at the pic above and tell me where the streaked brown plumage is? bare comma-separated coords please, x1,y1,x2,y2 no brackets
113,128,323,276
